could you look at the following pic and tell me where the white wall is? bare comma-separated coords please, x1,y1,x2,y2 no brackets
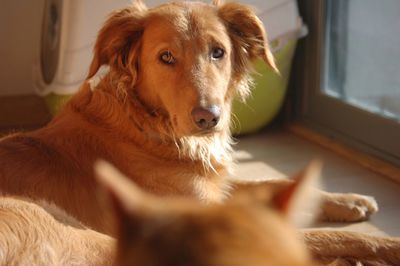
0,0,45,96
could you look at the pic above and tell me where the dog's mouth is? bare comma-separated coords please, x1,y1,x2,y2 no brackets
191,127,221,137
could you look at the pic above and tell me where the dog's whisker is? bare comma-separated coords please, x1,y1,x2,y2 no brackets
230,113,242,133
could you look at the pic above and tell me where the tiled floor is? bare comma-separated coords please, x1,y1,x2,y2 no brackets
233,128,400,237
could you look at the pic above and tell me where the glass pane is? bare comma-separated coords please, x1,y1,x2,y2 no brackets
324,0,400,122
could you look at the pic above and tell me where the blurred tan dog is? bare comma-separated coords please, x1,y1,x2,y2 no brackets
96,161,400,266
1,161,399,265
97,161,319,266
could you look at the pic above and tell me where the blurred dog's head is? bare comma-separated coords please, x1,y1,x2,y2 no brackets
87,0,277,137
95,160,321,266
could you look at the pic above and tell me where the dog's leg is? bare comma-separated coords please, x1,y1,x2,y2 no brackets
231,179,378,222
302,230,400,266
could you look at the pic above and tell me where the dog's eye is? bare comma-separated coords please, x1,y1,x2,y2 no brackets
159,51,176,65
211,47,225,60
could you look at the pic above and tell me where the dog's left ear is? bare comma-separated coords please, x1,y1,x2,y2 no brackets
217,3,278,73
87,1,147,79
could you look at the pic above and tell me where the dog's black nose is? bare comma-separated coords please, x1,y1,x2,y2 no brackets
191,105,221,130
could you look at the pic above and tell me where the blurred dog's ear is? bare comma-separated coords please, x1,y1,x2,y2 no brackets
87,1,147,79
272,160,322,227
218,3,278,73
95,160,162,255
94,160,151,223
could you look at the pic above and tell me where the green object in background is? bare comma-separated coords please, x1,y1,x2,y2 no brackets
232,39,297,135
44,93,73,116
43,40,297,135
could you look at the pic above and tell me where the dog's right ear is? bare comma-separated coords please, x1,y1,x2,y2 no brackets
87,1,147,79
217,2,278,73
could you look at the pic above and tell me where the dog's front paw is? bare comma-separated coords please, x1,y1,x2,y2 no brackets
319,192,378,222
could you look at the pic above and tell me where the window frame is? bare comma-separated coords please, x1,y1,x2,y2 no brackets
292,0,400,166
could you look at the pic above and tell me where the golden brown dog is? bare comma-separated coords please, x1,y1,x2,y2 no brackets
0,0,393,262
0,0,376,232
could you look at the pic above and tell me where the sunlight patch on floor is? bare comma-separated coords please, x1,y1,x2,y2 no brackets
232,149,287,180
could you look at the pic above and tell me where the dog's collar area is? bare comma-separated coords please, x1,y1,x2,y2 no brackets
127,89,176,142
129,89,159,118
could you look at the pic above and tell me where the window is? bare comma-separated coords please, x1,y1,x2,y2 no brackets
324,0,400,122
294,0,400,166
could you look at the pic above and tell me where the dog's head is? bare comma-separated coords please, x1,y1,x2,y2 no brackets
87,0,277,137
95,160,320,266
